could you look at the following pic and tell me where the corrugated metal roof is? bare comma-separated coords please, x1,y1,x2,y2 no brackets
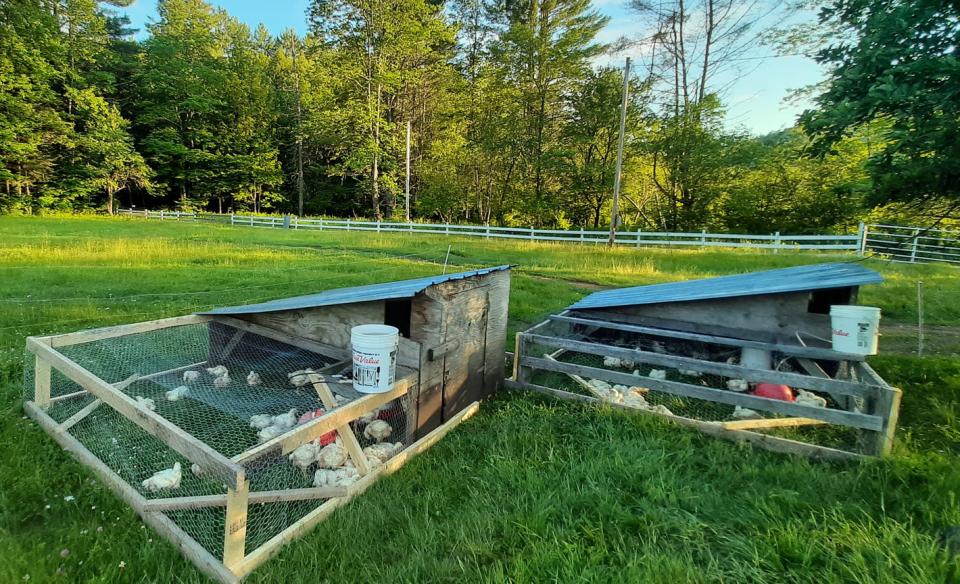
200,265,511,315
569,262,882,310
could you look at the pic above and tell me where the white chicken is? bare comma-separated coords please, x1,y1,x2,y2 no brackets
206,365,229,377
648,369,667,380
213,374,231,388
732,406,762,420
289,441,320,472
678,369,702,377
796,389,827,408
190,463,204,477
363,420,393,442
312,468,338,487
165,385,189,401
363,442,403,463
135,396,156,411
288,369,317,387
622,392,648,409
313,466,358,488
141,463,182,492
182,370,201,383
271,408,298,430
603,356,636,369
246,371,262,386
359,406,383,424
249,414,273,430
726,379,749,392
315,443,348,469
647,404,674,416
257,425,287,443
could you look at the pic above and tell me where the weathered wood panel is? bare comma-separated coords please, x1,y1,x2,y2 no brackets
521,355,883,431
525,333,879,398
440,286,489,418
598,292,833,344
551,314,865,362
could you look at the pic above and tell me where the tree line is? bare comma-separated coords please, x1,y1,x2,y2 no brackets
1,0,957,232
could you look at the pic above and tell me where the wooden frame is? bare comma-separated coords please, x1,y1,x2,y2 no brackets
509,316,901,459
24,314,478,583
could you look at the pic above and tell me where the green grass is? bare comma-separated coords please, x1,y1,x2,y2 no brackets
0,215,958,583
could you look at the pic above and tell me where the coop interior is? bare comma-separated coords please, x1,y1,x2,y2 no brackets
23,315,431,581
514,313,899,459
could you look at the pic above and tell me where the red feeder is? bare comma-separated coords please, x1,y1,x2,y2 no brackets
298,409,337,445
753,383,794,402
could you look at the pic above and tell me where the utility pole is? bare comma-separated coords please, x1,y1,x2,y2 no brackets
405,120,411,222
608,57,631,247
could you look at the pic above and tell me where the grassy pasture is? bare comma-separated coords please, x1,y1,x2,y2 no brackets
0,215,957,583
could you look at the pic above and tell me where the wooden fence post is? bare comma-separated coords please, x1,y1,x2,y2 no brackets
857,222,867,256
530,226,535,240
774,231,781,254
222,476,249,570
869,387,902,456
910,228,920,262
512,334,528,383
700,229,706,247
636,228,642,248
35,354,52,407
346,218,351,231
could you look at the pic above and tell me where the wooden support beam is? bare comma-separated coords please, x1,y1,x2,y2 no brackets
542,352,606,400
309,375,370,476
853,362,901,457
42,314,210,348
504,380,864,462
230,401,480,579
553,313,865,362
49,389,88,404
138,361,208,383
524,333,878,399
232,375,414,465
143,486,349,512
57,399,103,432
521,355,883,431
220,330,246,359
26,338,244,489
720,417,828,431
35,352,52,407
222,479,249,570
23,400,239,584
211,316,350,360
512,333,527,384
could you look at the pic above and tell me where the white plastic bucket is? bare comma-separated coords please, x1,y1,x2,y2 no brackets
351,324,399,393
740,347,772,370
830,305,881,355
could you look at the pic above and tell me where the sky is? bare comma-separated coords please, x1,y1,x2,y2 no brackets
117,0,826,136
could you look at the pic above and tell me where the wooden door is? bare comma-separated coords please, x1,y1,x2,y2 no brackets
440,288,489,420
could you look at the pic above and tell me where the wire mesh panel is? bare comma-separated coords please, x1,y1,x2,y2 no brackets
22,316,422,581
517,320,892,456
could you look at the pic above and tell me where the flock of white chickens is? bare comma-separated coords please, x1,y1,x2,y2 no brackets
594,352,829,422
138,363,404,494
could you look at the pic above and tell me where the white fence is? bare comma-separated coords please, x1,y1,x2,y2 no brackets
862,223,960,265
117,209,955,263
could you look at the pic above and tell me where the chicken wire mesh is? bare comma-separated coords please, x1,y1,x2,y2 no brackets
24,320,414,558
524,327,863,452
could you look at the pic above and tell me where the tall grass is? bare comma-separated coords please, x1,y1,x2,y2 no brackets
0,215,956,583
